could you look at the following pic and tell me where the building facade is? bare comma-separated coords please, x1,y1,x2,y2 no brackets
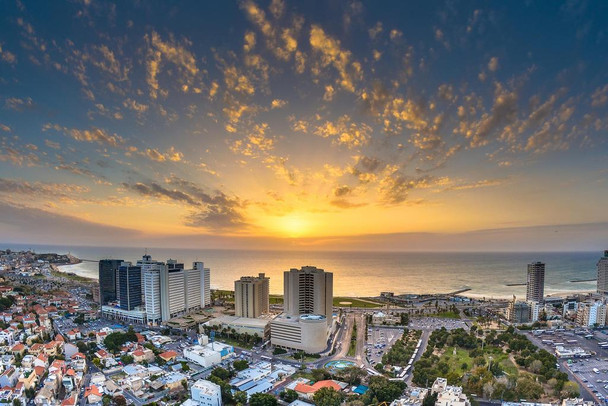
270,314,329,353
140,254,166,325
526,262,545,303
118,263,142,311
190,379,222,406
284,266,333,324
98,259,123,305
234,273,270,318
597,250,608,295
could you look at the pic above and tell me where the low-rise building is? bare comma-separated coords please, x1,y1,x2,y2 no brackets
185,379,221,406
270,314,328,353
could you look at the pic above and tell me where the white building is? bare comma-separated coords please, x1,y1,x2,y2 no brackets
284,266,333,324
270,314,328,353
142,257,212,324
187,379,221,406
183,340,234,368
140,255,165,325
576,301,607,327
235,273,270,318
431,378,470,406
597,250,608,295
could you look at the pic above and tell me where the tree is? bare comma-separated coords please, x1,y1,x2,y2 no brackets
311,368,332,382
211,366,231,381
234,391,248,405
422,392,438,406
114,396,127,406
233,359,249,371
313,387,345,406
561,381,580,398
120,355,134,365
13,399,22,406
249,393,278,406
280,389,299,403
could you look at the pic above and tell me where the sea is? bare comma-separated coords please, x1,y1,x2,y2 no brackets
2,243,602,299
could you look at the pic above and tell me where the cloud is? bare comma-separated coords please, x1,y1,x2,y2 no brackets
330,199,367,209
65,127,125,148
44,139,60,149
230,123,274,157
145,146,184,162
240,0,301,61
0,143,40,167
0,44,16,64
271,99,287,109
378,171,431,205
145,31,200,99
591,84,608,107
4,97,35,111
309,25,361,92
314,114,372,148
122,176,248,230
334,185,352,197
368,22,383,39
0,178,89,200
463,82,519,147
488,56,499,72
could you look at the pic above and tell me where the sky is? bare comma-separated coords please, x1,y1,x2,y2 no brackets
0,0,607,251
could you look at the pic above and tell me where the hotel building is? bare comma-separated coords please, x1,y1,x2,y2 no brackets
234,273,270,318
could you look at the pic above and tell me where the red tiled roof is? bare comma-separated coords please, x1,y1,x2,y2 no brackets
294,380,342,394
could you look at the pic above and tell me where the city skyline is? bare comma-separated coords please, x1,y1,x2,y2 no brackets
1,1,608,251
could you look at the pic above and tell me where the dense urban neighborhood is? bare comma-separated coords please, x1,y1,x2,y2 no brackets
2,249,608,406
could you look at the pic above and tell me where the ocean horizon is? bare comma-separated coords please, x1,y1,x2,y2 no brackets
2,243,602,299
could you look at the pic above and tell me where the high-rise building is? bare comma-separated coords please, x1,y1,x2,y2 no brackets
526,262,545,303
234,273,270,318
162,261,211,320
198,262,211,307
284,266,333,324
140,254,166,325
506,296,530,324
98,259,123,305
597,250,608,295
118,262,142,311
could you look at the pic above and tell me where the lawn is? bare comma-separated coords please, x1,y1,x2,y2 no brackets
440,346,518,377
269,295,284,304
333,297,383,308
425,311,461,319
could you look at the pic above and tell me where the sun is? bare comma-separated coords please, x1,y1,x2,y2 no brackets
278,214,310,238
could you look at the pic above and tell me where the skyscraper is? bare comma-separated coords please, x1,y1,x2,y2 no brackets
118,262,142,310
597,250,608,295
98,259,123,305
234,273,270,318
526,262,545,303
140,254,166,325
284,266,333,324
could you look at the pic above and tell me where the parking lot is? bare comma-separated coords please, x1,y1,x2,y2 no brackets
525,329,608,403
366,326,404,365
408,317,469,331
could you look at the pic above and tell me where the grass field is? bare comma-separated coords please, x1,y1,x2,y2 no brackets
269,295,284,304
425,311,461,319
440,346,518,377
268,294,382,308
333,297,383,308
